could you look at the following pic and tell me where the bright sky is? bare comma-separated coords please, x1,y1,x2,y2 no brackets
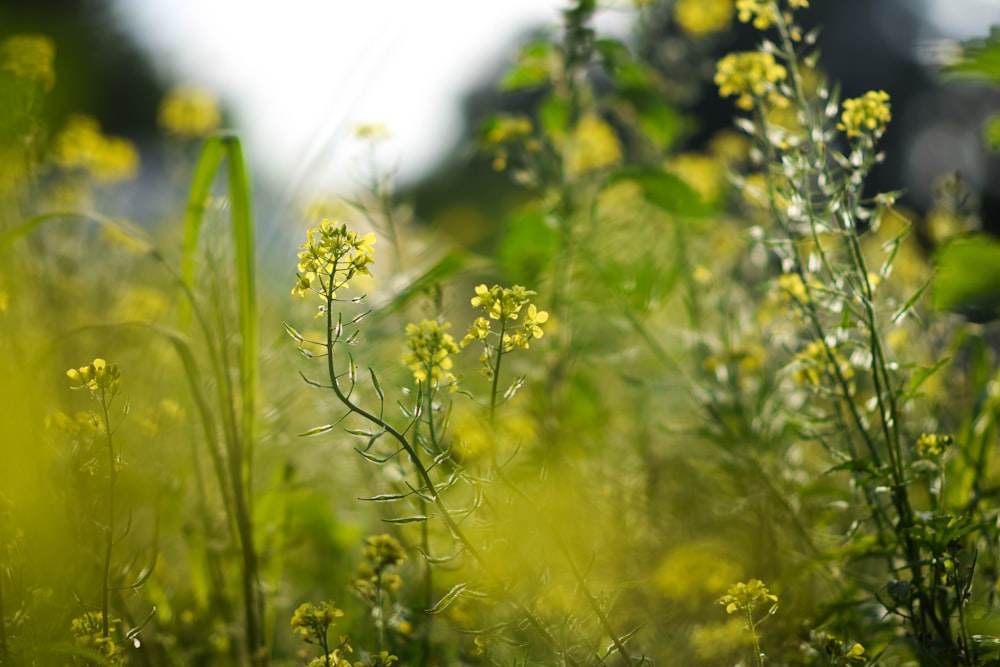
112,0,997,200
112,0,631,197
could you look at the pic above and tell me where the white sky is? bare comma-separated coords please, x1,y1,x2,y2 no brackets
111,0,624,197
112,0,997,199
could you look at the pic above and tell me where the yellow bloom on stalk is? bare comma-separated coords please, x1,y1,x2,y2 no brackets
1,34,55,90
51,115,139,183
67,358,121,398
916,432,953,458
838,90,891,139
158,86,222,138
674,0,734,37
292,220,375,299
402,319,460,389
462,284,549,379
564,113,622,178
736,0,779,30
718,579,778,615
666,152,726,203
715,51,788,110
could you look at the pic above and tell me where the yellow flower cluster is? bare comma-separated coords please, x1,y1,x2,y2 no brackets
1,34,55,90
70,611,124,666
158,85,222,138
482,114,533,147
462,284,549,379
736,0,809,30
292,220,375,299
674,0,734,37
665,152,727,202
718,578,778,615
793,339,853,387
361,533,406,573
67,358,121,398
402,319,460,388
564,113,623,177
838,90,891,139
290,601,345,645
916,432,954,458
51,115,140,183
715,51,788,110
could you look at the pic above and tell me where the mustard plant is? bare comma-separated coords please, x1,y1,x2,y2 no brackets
718,579,778,667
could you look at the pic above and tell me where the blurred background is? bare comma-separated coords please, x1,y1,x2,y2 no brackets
2,0,1000,241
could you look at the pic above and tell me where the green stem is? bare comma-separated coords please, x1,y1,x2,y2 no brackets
99,390,116,639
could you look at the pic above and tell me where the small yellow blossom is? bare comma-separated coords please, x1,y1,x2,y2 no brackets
838,90,891,139
674,0,734,37
736,0,779,30
67,358,121,398
1,34,55,90
290,601,344,645
564,113,622,177
70,611,123,666
718,578,778,615
715,51,788,110
793,339,853,387
158,86,222,138
51,115,140,183
292,220,375,299
916,432,953,458
402,319,460,389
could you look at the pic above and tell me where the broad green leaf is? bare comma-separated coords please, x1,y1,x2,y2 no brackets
538,94,571,140
498,208,559,285
933,234,1000,322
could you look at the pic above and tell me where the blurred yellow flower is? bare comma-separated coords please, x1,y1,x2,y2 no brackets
1,34,55,90
158,86,222,138
51,115,139,183
674,0,734,37
564,113,622,177
665,152,726,203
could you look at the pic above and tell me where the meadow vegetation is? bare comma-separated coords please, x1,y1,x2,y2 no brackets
3,1,1000,665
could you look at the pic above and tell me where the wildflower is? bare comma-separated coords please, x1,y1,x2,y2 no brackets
674,0,734,37
715,51,788,110
838,90,891,139
718,578,778,615
793,339,853,387
67,358,121,399
564,113,623,177
462,284,549,377
361,533,406,573
290,601,345,645
1,34,55,90
51,115,140,183
71,611,124,666
916,432,953,458
736,0,779,30
482,114,533,147
158,86,222,138
292,220,375,299
402,319,460,389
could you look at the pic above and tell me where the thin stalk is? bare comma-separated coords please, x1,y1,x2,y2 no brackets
99,390,117,639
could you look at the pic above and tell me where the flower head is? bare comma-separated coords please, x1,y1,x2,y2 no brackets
51,115,140,183
462,284,549,377
674,0,734,37
736,0,779,30
290,601,344,645
718,578,779,616
715,51,788,110
1,34,55,90
916,432,954,459
158,86,222,138
67,358,121,399
402,319,460,389
838,90,891,139
292,220,375,299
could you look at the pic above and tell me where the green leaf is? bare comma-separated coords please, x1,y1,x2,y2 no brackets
381,251,468,315
945,32,1000,84
300,424,335,437
933,234,1000,322
500,41,555,91
909,358,950,394
608,168,709,218
538,94,571,140
383,515,430,524
616,87,679,149
370,368,384,402
498,208,559,285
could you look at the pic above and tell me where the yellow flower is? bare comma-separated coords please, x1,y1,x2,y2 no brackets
665,152,727,203
564,113,622,177
292,220,375,298
158,85,222,138
51,115,139,183
736,0,779,30
674,0,734,37
67,358,121,398
1,34,55,90
838,90,891,139
916,432,953,458
715,51,788,110
402,319,460,388
718,578,778,615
